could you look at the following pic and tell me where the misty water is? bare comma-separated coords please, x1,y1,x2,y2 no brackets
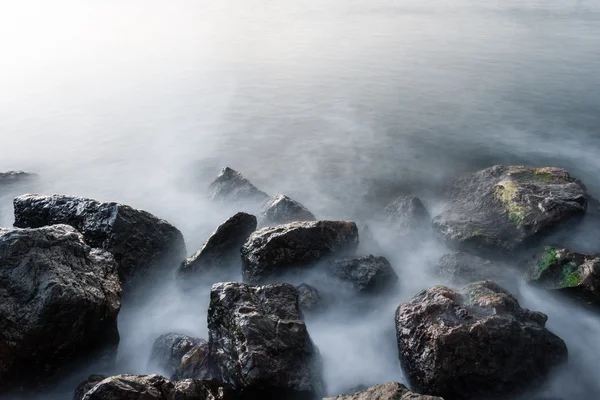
1,0,600,399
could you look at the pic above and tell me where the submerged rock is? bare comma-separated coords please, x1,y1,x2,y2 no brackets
0,225,121,392
323,382,443,400
395,281,567,399
257,194,316,227
384,196,431,236
297,283,321,311
208,167,269,205
435,252,511,286
526,246,600,306
73,375,107,400
0,171,37,185
13,194,186,282
327,255,398,294
207,282,323,398
241,220,359,283
432,166,587,255
179,213,257,280
148,333,207,379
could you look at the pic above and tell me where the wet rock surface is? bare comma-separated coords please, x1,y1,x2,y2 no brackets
207,282,323,398
241,220,359,283
0,225,121,392
432,166,587,256
179,212,257,280
395,280,567,399
384,196,431,236
149,333,208,379
327,255,398,294
13,194,186,282
257,194,316,227
73,375,107,400
525,246,600,307
208,167,269,205
297,283,321,312
323,382,444,400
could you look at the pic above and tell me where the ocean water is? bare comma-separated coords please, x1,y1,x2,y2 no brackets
1,1,599,399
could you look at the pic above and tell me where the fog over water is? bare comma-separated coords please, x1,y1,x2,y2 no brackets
1,1,600,399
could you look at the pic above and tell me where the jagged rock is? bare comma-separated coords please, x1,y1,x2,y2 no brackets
175,340,210,381
323,382,444,400
395,281,567,399
80,375,230,400
241,220,359,283
207,282,323,398
0,225,121,392
149,333,207,378
179,213,257,280
13,194,186,282
73,375,107,400
208,167,269,205
297,283,321,311
327,255,398,294
435,252,509,286
257,194,316,228
432,166,587,256
525,246,600,306
384,196,431,236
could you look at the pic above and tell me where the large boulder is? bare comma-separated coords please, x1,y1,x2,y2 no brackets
384,196,431,237
80,374,230,400
73,375,107,400
208,167,269,205
432,166,587,255
395,281,567,399
241,220,359,283
148,333,207,379
179,213,257,280
13,194,186,282
257,194,316,228
207,282,323,398
323,382,444,400
0,225,121,392
525,246,600,307
327,255,398,294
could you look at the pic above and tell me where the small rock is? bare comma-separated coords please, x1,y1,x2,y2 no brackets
395,281,567,399
0,171,37,185
297,283,321,311
179,212,257,280
327,255,398,294
241,220,359,283
175,340,210,381
384,196,431,236
13,194,186,282
432,166,587,256
257,194,316,227
323,382,443,400
148,333,207,378
73,375,107,400
0,225,121,392
435,252,511,286
208,167,269,205
207,282,323,398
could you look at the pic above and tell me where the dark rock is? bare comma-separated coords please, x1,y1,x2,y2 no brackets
432,166,587,256
257,194,316,228
297,283,321,311
13,194,186,282
384,196,431,236
175,340,210,381
323,382,444,400
327,255,398,294
525,246,600,307
171,378,234,400
241,220,359,284
0,225,121,392
207,282,323,398
208,167,269,205
73,375,107,400
179,213,257,280
149,333,207,378
395,281,568,399
435,252,511,286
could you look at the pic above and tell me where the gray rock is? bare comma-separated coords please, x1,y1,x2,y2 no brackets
395,281,568,399
73,375,107,400
323,382,444,400
257,194,316,228
179,213,257,280
327,255,398,294
0,171,37,185
208,167,269,205
297,283,321,312
384,196,431,236
435,252,510,286
207,282,323,399
13,194,186,282
148,333,207,379
0,225,121,392
432,166,587,256
175,340,210,381
241,220,359,284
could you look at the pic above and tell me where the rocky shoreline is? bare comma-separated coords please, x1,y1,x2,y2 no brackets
0,165,598,400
